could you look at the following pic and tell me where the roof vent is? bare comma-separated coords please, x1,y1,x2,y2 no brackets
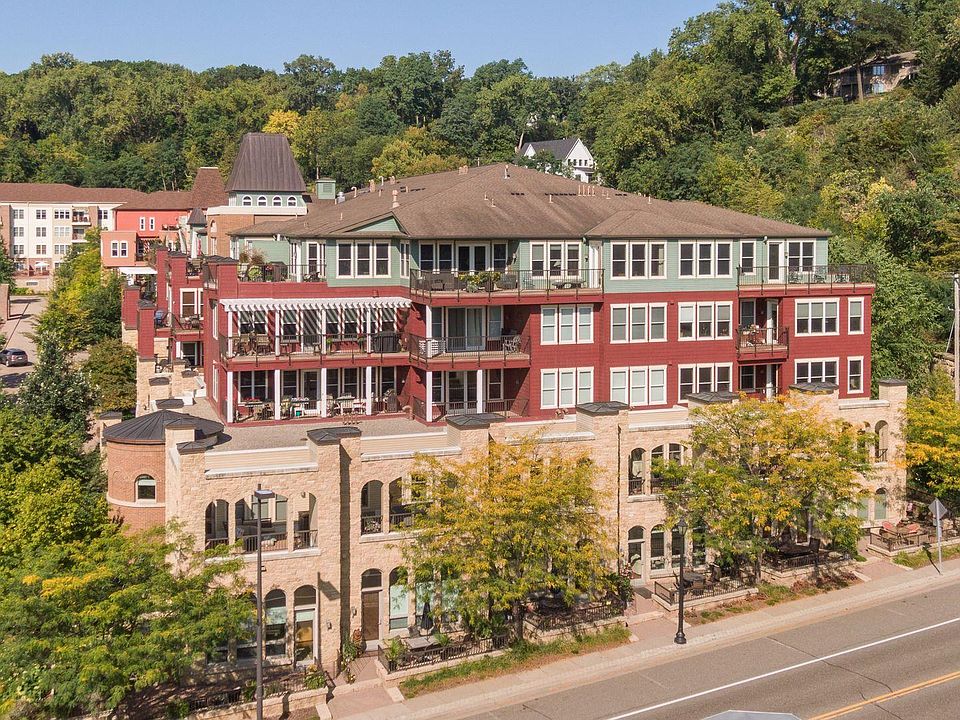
392,189,399,209
369,179,376,192
503,165,510,179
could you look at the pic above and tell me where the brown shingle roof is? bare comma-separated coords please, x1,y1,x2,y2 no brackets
0,183,146,204
190,167,227,208
225,133,306,193
275,164,827,240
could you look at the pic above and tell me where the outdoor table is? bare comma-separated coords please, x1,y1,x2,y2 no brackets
779,544,812,558
682,571,705,587
406,635,439,650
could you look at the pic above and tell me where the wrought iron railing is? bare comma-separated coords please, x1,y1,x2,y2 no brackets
293,529,318,549
236,263,327,283
389,511,414,532
762,550,850,572
226,332,406,359
410,268,603,300
736,325,789,357
654,576,752,606
412,397,528,422
627,478,645,496
408,334,530,363
524,598,626,632
378,633,510,673
737,264,873,289
360,515,383,535
238,530,288,553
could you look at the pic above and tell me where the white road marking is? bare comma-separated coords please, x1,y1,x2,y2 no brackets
602,615,960,720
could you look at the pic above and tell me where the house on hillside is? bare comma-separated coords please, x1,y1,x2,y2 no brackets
826,51,919,101
518,137,596,183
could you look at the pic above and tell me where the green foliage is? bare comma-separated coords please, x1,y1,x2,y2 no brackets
18,329,95,436
0,245,15,288
402,438,614,640
905,371,960,503
662,395,870,568
84,338,137,414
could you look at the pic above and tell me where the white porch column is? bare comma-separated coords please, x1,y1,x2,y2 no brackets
226,370,234,423
365,307,372,353
425,370,434,422
273,368,281,420
365,365,373,415
425,305,432,339
476,369,484,413
274,309,281,355
227,310,234,356
320,308,327,354
320,367,328,418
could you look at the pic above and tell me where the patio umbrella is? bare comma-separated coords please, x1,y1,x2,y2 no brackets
420,598,434,632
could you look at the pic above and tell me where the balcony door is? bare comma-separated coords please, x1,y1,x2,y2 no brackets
765,300,779,344
456,244,488,273
767,241,783,282
446,308,484,351
447,371,478,414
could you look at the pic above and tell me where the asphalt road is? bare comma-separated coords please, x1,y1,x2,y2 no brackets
0,294,44,390
466,580,960,720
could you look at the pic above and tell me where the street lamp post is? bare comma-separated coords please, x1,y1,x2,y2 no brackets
674,518,688,645
253,486,275,720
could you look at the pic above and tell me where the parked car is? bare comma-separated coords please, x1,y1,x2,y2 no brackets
0,348,29,367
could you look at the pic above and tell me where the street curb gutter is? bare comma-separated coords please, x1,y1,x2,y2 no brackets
387,565,960,720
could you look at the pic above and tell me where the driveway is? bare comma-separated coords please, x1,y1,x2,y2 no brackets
1,294,46,391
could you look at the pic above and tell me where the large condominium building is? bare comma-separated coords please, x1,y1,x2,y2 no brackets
110,149,906,675
0,183,145,289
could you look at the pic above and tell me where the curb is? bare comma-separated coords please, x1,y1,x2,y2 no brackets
391,565,960,720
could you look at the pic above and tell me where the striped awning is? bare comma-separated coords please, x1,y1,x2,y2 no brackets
219,297,411,313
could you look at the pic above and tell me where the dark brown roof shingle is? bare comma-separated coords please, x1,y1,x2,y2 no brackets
226,133,307,193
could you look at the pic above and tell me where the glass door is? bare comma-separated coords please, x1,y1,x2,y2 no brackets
446,371,478,414
446,308,484,351
767,241,783,282
765,300,779,344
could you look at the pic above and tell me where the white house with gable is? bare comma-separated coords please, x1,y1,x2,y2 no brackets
518,137,596,183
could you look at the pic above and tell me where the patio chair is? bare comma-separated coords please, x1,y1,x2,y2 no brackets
904,523,922,535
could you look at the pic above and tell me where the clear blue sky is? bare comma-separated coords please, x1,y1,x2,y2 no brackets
0,0,718,76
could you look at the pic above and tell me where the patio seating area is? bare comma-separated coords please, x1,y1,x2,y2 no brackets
653,564,754,608
377,631,509,674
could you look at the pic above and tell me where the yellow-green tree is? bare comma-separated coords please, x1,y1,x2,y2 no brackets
662,395,869,571
906,371,960,502
402,438,614,639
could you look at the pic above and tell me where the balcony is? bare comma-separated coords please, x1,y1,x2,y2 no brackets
222,331,408,363
237,263,326,283
171,314,202,336
410,268,603,302
737,264,873,293
412,396,528,422
408,333,531,367
71,212,91,225
736,325,789,360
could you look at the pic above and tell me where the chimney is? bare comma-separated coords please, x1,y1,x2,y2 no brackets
369,179,376,192
389,176,396,184
392,189,399,208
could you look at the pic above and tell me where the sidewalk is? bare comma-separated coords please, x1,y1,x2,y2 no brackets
331,556,960,720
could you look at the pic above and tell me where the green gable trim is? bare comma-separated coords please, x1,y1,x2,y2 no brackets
349,217,401,233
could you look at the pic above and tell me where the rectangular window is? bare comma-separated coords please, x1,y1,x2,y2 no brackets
12,227,23,238
558,369,576,408
493,243,507,271
419,243,434,272
630,305,646,341
374,242,389,276
399,241,410,276
53,209,70,220
715,303,732,338
541,306,557,344
611,243,627,278
53,244,69,255
576,368,593,404
680,363,732,399
630,243,646,277
531,243,546,277
12,209,23,220
630,367,647,406
716,242,732,276
650,243,666,277
149,217,155,231
848,357,864,393
541,370,557,408
337,243,353,277
35,244,46,255
649,367,666,404
558,306,575,343
740,365,757,392
796,299,839,336
438,243,453,271
35,227,47,238
679,304,695,339
679,366,694,400
610,368,628,404
577,305,593,342
610,305,628,343
740,240,755,274
139,217,145,231
36,209,46,220
680,243,694,277
356,243,371,276
787,240,815,270
697,304,713,339
795,359,839,385
650,304,666,341
716,365,732,392
848,298,864,334
698,242,713,276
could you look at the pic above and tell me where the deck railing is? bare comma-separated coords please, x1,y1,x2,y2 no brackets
410,268,603,300
762,550,850,572
525,598,626,633
236,263,326,283
736,325,789,357
737,264,873,289
412,397,528,422
654,576,752,606
408,334,530,363
226,332,406,359
378,633,510,673
238,530,288,554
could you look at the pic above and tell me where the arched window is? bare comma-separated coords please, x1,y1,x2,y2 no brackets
650,525,666,570
264,589,287,657
360,480,383,535
628,448,645,495
650,444,685,493
875,421,889,463
257,196,267,207
272,195,282,207
135,474,156,501
361,568,382,589
874,488,888,521
293,585,317,662
389,567,409,630
627,526,644,576
204,499,229,549
241,196,252,207
287,196,298,207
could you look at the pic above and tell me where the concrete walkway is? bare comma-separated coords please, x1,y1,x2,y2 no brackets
330,556,960,720
0,294,45,391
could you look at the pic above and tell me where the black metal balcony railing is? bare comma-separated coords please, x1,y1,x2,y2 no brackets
525,598,626,633
627,477,645,496
204,536,231,550
412,397,528,422
360,514,383,535
410,268,603,300
389,510,414,532
237,263,326,283
737,264,873,289
735,325,789,357
293,529,318,549
408,334,530,363
239,531,288,553
875,448,889,463
224,331,407,359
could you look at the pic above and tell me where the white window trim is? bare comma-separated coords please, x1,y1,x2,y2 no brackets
541,369,558,409
679,302,732,340
542,304,592,345
679,240,733,278
739,239,756,275
678,362,734,402
847,356,865,394
610,365,668,407
610,241,667,280
795,298,840,337
794,357,840,385
848,297,865,335
180,288,203,318
336,241,391,278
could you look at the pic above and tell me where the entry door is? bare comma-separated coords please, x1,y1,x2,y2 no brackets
304,242,323,277
765,300,779,344
447,308,484,350
767,241,783,282
447,371,478,412
588,241,601,287
765,364,779,399
303,371,320,407
457,244,487,273
361,591,380,642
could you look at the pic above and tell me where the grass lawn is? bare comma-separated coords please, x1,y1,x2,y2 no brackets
398,625,631,698
686,573,858,625
894,543,960,569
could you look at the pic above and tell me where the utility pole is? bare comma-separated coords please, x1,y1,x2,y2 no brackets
954,273,959,403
